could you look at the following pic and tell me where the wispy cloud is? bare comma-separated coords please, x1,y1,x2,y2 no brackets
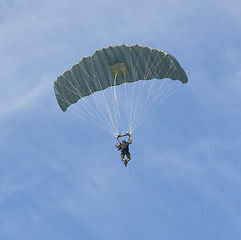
142,135,241,222
1,0,241,239
0,77,52,121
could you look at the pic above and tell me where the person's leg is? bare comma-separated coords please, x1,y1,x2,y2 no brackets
121,152,128,166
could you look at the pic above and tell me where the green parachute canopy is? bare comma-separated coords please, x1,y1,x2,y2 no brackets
54,44,188,112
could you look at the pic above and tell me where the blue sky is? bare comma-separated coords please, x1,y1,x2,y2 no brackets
1,0,241,239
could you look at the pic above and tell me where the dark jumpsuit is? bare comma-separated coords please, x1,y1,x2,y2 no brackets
117,140,132,159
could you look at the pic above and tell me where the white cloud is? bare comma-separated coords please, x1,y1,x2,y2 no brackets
0,77,52,122
0,0,241,238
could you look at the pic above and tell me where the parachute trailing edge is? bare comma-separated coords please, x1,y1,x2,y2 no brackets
54,44,188,112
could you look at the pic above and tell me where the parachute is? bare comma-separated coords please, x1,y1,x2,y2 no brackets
54,44,188,136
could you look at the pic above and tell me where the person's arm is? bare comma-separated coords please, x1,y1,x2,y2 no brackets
128,136,132,144
115,140,119,148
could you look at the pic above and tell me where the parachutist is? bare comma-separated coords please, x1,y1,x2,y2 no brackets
115,135,132,166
